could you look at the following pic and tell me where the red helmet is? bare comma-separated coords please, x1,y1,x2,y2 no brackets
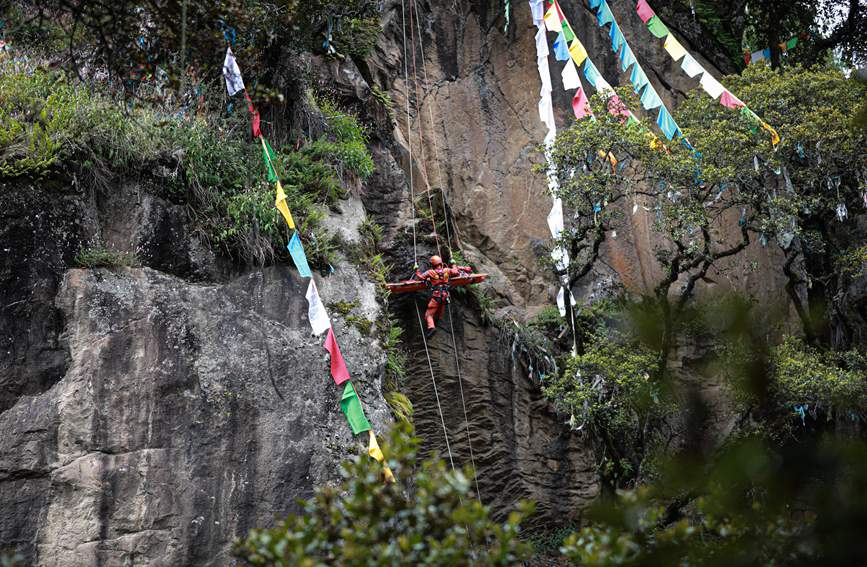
430,255,443,266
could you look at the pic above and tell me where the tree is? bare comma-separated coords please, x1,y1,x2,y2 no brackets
234,422,533,566
675,64,867,349
744,0,866,67
550,64,867,364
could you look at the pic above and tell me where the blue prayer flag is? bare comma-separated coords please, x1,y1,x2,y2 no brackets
620,45,637,72
610,22,623,53
640,85,663,110
553,32,570,61
657,107,680,140
596,1,614,26
288,232,313,278
583,59,601,88
630,64,648,93
589,0,603,8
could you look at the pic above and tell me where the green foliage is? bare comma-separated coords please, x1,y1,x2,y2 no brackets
307,97,374,180
836,244,867,278
0,66,376,267
528,305,564,334
369,85,396,123
332,16,382,59
769,336,867,415
74,246,138,268
560,435,867,566
328,300,359,316
383,321,407,388
234,422,534,566
542,332,663,440
384,391,413,424
10,0,381,99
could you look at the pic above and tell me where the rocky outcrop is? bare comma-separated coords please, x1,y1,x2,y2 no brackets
0,181,388,565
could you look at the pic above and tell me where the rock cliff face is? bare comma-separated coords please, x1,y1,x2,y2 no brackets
0,0,807,564
0,181,389,565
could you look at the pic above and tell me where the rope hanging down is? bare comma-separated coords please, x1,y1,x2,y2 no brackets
399,0,482,502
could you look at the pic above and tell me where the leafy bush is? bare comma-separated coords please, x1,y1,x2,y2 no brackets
769,336,867,417
0,65,374,268
542,332,662,436
234,422,533,566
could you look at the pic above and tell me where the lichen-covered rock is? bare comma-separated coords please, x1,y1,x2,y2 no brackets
0,265,387,565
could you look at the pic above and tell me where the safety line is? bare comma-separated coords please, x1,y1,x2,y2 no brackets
410,0,455,254
408,0,483,504
446,302,483,504
400,0,459,480
400,0,418,264
407,0,442,258
415,303,457,472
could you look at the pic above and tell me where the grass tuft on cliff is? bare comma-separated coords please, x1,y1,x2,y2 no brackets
0,64,373,267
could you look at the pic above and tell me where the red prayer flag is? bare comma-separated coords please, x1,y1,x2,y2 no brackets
636,0,655,23
251,110,261,139
324,328,351,385
572,88,591,119
719,90,745,109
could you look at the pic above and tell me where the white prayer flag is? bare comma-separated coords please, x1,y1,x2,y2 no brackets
699,72,724,99
305,279,331,336
680,53,704,78
222,47,245,96
547,198,565,238
561,59,581,90
556,286,577,317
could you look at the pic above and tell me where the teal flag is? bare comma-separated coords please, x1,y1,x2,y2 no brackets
583,59,601,88
640,86,663,110
288,232,312,278
657,107,680,140
340,382,371,435
596,1,614,26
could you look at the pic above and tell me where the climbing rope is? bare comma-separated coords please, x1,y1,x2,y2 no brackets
399,0,418,265
407,0,482,505
400,0,459,479
410,0,455,253
407,0,442,258
414,303,458,471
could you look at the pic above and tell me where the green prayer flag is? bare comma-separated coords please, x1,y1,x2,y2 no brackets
262,137,278,183
340,382,371,435
646,16,669,38
740,107,760,133
786,37,798,50
562,20,575,42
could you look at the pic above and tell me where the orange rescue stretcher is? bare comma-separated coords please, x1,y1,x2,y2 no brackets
386,273,488,294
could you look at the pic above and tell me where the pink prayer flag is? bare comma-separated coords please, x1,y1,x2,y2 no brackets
636,0,655,23
719,90,745,109
572,88,591,119
324,328,351,385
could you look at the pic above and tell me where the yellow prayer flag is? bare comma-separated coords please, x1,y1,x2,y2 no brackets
368,430,384,462
663,34,687,61
568,40,587,66
544,5,562,33
274,181,295,229
761,121,781,146
368,430,396,483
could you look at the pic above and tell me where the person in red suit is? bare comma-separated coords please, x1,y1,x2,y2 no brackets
415,255,472,338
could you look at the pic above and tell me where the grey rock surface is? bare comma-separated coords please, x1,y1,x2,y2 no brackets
0,180,388,565
1,265,388,565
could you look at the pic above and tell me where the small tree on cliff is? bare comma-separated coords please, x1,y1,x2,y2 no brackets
549,64,867,359
234,422,533,566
